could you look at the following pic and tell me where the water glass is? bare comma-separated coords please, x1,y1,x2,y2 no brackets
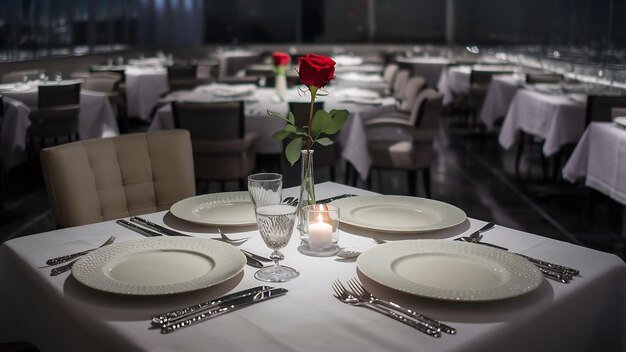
54,72,62,84
254,203,299,282
247,173,282,209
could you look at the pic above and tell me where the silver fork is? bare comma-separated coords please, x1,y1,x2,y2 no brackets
331,280,441,338
217,228,250,246
46,235,116,265
347,278,456,335
49,236,117,276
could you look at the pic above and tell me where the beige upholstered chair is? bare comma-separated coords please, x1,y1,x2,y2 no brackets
166,64,212,92
172,101,257,191
29,82,81,151
392,69,410,100
365,89,443,196
40,130,196,228
383,76,428,120
382,63,399,88
1,70,40,83
84,74,121,118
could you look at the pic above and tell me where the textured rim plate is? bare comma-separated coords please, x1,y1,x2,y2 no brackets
357,240,542,301
331,195,466,233
72,237,246,295
170,191,255,226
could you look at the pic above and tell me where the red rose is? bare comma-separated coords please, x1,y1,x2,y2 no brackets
272,52,291,66
298,54,336,88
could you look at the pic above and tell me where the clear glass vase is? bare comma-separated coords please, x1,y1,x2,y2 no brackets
297,150,316,241
275,74,287,100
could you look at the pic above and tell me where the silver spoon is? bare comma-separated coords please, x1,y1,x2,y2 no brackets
217,228,250,246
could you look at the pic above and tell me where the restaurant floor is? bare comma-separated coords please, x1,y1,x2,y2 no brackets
1,115,624,261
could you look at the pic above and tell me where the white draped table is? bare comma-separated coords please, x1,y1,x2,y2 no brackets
479,75,523,130
562,122,626,205
0,182,624,352
148,86,396,180
0,84,119,169
124,66,169,121
498,88,587,156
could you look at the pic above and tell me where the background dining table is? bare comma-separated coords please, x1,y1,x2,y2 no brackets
0,81,119,169
395,56,451,88
498,87,587,157
479,74,524,130
148,85,397,180
0,182,624,352
563,121,626,206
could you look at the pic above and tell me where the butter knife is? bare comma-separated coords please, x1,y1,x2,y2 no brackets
160,287,288,333
116,219,162,237
130,217,190,237
152,285,271,325
317,194,357,204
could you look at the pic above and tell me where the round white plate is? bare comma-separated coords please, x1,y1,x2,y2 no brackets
331,195,466,233
170,191,256,226
72,237,246,295
357,240,542,301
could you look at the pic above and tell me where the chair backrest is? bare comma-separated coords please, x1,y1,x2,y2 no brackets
83,76,120,93
90,71,123,82
38,82,81,109
407,88,443,128
392,69,410,100
611,107,626,118
398,76,426,111
40,130,196,228
585,95,626,126
526,73,564,84
221,54,263,78
382,63,399,84
168,65,198,81
172,101,245,141
89,67,126,82
1,70,40,83
288,102,324,129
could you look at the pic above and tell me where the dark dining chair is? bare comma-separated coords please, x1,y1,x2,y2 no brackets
172,101,257,191
28,82,81,153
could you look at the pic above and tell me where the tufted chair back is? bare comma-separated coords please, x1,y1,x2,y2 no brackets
40,130,195,228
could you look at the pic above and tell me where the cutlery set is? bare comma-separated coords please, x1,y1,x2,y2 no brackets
152,286,288,333
455,222,580,283
332,278,455,338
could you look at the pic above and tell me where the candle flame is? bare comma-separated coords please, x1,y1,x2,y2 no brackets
317,213,324,223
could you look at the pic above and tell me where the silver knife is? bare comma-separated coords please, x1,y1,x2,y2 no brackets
128,217,268,266
130,217,191,237
116,219,162,237
160,287,288,333
317,194,357,204
152,285,271,325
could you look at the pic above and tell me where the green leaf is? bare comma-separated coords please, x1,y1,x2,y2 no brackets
311,109,332,138
287,111,295,125
267,110,290,123
272,130,292,140
284,124,297,132
315,137,333,146
322,109,350,135
285,138,303,165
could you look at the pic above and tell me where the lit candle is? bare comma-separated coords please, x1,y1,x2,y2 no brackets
308,211,333,249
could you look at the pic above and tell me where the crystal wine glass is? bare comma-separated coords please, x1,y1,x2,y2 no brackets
247,173,282,209
55,72,62,84
254,203,299,282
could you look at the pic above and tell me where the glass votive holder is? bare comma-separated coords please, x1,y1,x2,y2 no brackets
298,204,340,257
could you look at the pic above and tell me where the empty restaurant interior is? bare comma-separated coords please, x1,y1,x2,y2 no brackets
2,0,626,351
2,0,624,258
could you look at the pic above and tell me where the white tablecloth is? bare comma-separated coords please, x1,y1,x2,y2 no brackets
480,75,523,130
395,57,451,88
1,182,624,352
1,87,119,169
149,86,396,179
125,67,169,121
498,88,587,156
562,122,626,205
437,66,471,104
